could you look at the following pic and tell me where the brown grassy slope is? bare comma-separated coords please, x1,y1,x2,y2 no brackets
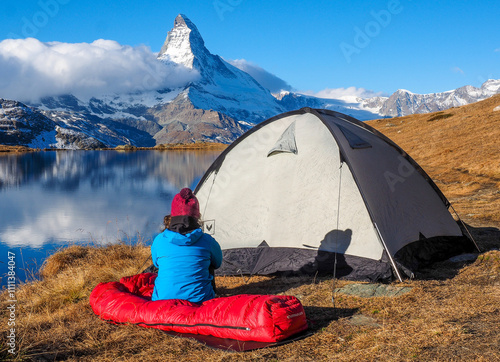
367,94,500,228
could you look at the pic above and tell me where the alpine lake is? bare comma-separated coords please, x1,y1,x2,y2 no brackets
0,149,221,286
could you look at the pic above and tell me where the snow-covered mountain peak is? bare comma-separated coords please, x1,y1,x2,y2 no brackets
173,13,195,28
481,79,500,93
272,91,291,100
395,89,413,95
154,14,283,123
157,14,209,69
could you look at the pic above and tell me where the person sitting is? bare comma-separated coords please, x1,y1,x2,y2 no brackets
151,188,222,303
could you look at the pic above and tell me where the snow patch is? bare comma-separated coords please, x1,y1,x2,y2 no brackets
28,130,57,148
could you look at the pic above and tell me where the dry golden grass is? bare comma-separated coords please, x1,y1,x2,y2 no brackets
1,97,500,361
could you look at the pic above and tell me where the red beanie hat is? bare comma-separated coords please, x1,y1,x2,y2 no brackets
171,188,201,219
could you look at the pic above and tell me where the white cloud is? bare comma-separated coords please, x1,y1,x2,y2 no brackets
303,87,385,101
0,38,199,102
226,59,384,102
451,66,465,74
227,58,293,93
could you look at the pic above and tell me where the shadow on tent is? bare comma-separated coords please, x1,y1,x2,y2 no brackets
217,228,353,296
302,228,353,277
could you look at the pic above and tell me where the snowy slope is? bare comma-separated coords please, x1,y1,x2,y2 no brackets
275,91,384,121
0,99,57,148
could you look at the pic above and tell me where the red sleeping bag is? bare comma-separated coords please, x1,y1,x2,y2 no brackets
89,273,308,343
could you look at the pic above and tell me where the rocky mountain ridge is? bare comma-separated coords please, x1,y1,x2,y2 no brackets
1,14,499,148
374,79,500,117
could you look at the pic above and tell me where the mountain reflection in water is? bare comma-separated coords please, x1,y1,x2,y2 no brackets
0,150,220,284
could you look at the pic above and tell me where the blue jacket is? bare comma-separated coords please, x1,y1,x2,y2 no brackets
151,228,222,303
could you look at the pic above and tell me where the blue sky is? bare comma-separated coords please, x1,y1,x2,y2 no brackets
0,0,498,96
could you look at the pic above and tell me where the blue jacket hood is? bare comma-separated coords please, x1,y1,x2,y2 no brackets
160,228,203,246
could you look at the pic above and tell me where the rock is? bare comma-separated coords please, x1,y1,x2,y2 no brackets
335,283,412,298
347,314,381,328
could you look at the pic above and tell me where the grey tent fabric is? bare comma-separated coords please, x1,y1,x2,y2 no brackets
267,121,298,157
195,108,476,281
336,124,372,149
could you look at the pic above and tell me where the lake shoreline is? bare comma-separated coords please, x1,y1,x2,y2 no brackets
0,142,228,153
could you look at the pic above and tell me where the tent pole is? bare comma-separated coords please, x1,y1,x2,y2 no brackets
332,162,344,309
449,204,481,253
374,223,403,282
201,170,218,218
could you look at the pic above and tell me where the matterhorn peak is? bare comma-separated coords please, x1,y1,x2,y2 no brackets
157,14,210,69
172,14,199,32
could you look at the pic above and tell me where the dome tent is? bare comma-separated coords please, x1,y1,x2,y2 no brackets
195,108,477,282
